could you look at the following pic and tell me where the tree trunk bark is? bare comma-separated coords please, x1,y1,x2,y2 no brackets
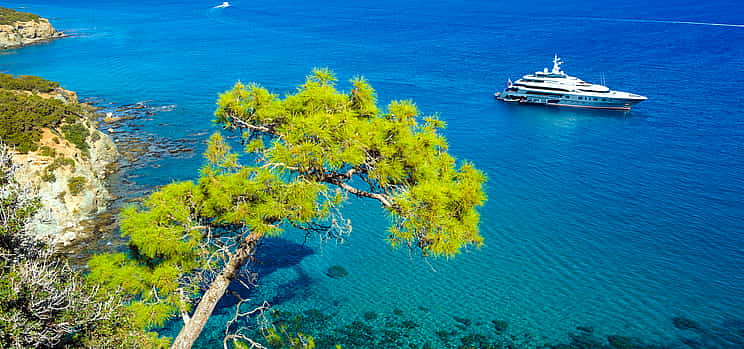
171,233,261,349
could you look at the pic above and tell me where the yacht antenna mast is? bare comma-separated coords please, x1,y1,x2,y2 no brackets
552,54,563,74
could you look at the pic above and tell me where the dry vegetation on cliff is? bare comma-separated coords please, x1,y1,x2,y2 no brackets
0,7,40,25
0,74,120,244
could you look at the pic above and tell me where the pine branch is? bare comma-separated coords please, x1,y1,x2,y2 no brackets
226,113,277,136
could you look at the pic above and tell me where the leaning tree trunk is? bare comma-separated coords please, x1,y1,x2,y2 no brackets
171,233,261,349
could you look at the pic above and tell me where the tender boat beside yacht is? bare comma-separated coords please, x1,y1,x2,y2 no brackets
495,55,647,110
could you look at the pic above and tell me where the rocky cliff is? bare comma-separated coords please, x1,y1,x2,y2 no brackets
0,9,63,49
10,90,119,245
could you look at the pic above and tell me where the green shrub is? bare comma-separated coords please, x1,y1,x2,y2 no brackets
67,176,87,196
61,122,89,155
41,170,56,182
0,7,40,25
43,156,75,183
46,157,75,173
0,74,59,92
0,90,83,153
39,145,55,157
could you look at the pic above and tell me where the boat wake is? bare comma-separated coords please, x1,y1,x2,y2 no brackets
206,3,235,25
574,16,744,28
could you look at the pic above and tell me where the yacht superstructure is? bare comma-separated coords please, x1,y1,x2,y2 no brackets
495,56,647,110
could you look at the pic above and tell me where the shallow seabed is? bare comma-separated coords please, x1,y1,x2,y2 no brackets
2,0,743,347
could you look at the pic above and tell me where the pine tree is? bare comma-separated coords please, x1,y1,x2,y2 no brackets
89,69,487,348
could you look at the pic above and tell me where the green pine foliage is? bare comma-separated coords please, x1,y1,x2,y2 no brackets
0,73,59,92
87,180,207,328
88,141,334,330
0,89,83,153
39,145,56,157
61,121,90,155
0,7,40,25
216,68,487,256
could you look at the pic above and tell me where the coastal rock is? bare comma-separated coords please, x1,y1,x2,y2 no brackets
0,16,63,49
673,316,701,331
453,316,472,326
492,319,509,333
11,90,119,245
607,335,634,349
326,265,349,278
363,311,377,321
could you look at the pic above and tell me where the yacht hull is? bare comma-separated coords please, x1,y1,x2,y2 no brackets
494,92,644,111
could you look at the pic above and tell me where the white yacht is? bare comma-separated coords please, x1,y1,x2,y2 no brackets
495,55,647,110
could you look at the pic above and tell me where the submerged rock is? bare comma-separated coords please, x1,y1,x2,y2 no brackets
435,329,457,343
250,306,707,349
302,308,332,324
673,317,701,331
326,265,348,278
679,337,701,348
454,316,472,326
607,335,634,349
568,330,605,349
380,329,401,344
460,333,490,348
492,319,509,333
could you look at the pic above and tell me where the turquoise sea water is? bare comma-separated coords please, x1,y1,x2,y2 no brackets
2,0,744,347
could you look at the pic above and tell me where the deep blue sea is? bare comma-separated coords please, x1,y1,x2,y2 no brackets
3,0,744,347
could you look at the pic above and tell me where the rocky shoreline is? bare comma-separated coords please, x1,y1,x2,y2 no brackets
0,8,64,49
10,88,120,245
60,98,200,257
9,93,200,248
